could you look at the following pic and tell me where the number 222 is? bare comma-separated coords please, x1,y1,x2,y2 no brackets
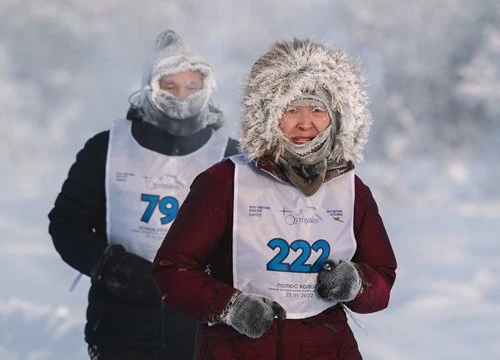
266,238,331,273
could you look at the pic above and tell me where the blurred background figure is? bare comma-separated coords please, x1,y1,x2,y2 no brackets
47,29,238,360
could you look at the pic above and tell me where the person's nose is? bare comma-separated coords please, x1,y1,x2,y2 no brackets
296,111,315,131
176,87,190,99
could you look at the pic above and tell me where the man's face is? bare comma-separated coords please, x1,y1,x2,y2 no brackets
159,70,203,99
279,105,331,145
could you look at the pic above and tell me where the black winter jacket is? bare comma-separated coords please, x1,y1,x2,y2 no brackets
48,110,238,349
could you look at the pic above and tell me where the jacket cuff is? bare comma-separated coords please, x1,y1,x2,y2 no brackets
209,288,242,324
349,263,372,303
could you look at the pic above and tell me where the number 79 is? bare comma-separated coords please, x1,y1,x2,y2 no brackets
140,193,179,225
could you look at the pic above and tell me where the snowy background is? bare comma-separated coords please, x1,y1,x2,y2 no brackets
1,0,499,359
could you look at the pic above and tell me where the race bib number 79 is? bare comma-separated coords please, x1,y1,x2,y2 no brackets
140,193,179,225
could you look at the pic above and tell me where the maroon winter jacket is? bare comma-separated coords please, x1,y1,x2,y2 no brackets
152,158,397,360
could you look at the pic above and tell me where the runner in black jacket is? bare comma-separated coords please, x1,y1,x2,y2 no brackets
48,29,238,360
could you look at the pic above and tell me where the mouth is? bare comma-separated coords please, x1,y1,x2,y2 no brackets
291,136,315,145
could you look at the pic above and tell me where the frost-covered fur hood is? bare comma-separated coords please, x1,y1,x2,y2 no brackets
239,38,372,164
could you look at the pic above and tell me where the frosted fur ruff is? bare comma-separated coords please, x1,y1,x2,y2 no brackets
239,38,372,164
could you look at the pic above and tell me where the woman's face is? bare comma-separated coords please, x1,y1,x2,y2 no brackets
279,105,331,145
159,70,203,99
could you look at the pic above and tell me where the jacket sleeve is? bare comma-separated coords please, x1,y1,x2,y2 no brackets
345,175,397,314
48,131,109,277
152,160,238,323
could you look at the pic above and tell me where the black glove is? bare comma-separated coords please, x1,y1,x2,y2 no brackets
93,244,159,304
316,259,362,302
224,293,286,338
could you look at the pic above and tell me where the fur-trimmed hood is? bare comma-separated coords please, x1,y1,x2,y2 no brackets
239,38,372,164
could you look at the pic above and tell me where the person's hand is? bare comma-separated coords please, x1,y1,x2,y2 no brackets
316,259,362,302
224,293,286,338
93,244,159,304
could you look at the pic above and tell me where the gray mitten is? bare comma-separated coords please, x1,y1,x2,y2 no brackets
224,293,287,338
316,259,362,302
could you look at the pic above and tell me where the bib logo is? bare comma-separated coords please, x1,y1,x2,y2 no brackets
144,174,185,190
327,209,344,223
280,207,323,226
115,172,135,182
248,205,271,217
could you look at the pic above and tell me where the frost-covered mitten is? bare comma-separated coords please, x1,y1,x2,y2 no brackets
93,244,159,304
316,259,362,302
223,293,287,338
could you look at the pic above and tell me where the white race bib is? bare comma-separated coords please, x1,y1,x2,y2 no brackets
106,118,228,261
231,154,356,319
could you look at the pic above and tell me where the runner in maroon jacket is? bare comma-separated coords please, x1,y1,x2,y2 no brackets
153,38,397,360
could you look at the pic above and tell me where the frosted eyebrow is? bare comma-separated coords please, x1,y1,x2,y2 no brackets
159,78,176,86
185,79,202,85
185,80,203,89
311,103,327,111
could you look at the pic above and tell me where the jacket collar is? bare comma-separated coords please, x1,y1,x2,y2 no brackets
254,157,354,184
